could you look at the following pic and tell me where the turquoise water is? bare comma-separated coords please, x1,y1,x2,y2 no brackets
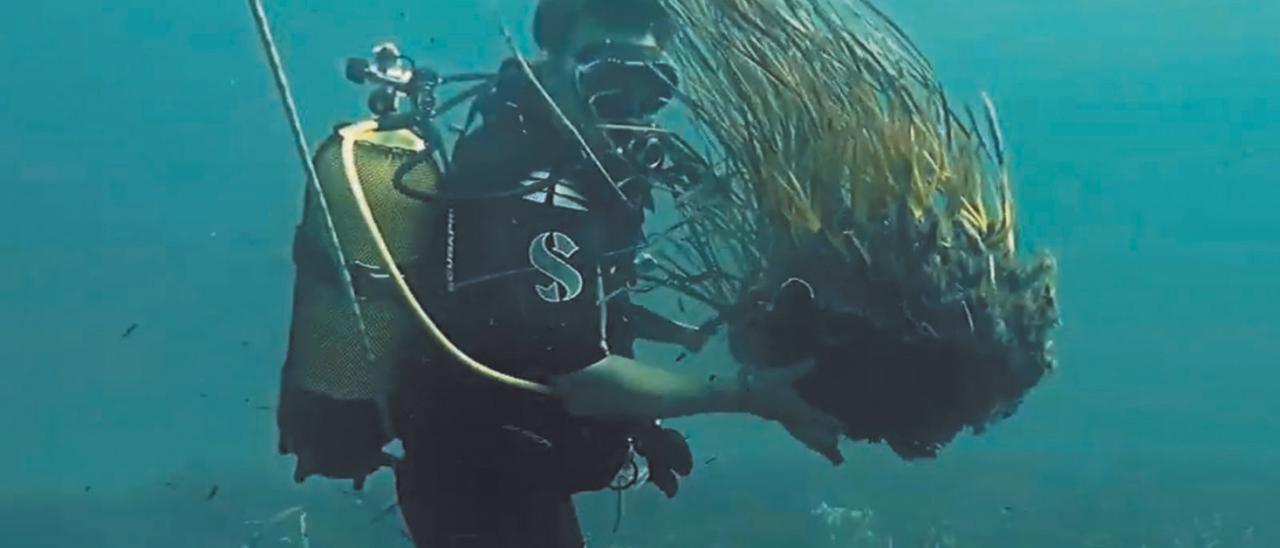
1,1,1277,546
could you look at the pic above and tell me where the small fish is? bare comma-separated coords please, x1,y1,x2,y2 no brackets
84,485,92,493
677,298,686,313
708,374,718,382
163,481,176,489
121,323,139,339
206,484,219,501
199,393,209,399
253,405,274,412
674,352,688,363
704,457,718,465
1001,505,1015,515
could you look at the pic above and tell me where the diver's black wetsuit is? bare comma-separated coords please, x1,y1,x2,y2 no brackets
391,60,664,548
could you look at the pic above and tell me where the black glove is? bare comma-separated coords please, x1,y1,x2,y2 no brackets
633,423,693,498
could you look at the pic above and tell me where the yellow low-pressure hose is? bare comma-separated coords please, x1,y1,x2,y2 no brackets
338,121,553,395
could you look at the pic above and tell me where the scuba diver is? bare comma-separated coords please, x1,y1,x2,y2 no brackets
275,1,843,546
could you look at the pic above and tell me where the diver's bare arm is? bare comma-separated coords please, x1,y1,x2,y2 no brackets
552,355,846,464
549,355,742,420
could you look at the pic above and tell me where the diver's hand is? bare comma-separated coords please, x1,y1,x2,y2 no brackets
739,361,845,466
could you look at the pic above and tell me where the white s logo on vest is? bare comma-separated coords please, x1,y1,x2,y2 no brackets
529,231,584,303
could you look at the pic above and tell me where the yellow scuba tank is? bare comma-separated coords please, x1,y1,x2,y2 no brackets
254,27,551,481
282,122,441,417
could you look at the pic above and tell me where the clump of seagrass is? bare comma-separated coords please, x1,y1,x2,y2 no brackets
647,0,1060,458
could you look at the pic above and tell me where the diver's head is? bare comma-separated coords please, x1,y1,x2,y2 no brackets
534,0,679,121
535,0,675,58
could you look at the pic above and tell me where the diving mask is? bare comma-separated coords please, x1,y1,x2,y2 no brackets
573,41,679,121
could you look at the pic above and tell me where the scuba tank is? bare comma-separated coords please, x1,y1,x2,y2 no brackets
277,43,493,483
283,123,438,413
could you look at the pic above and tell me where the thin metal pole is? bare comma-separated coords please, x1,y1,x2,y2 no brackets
248,0,374,361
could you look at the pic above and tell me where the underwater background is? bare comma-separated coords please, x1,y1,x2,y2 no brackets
1,0,1277,546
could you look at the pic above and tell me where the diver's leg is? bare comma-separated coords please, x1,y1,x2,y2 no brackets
395,455,586,548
